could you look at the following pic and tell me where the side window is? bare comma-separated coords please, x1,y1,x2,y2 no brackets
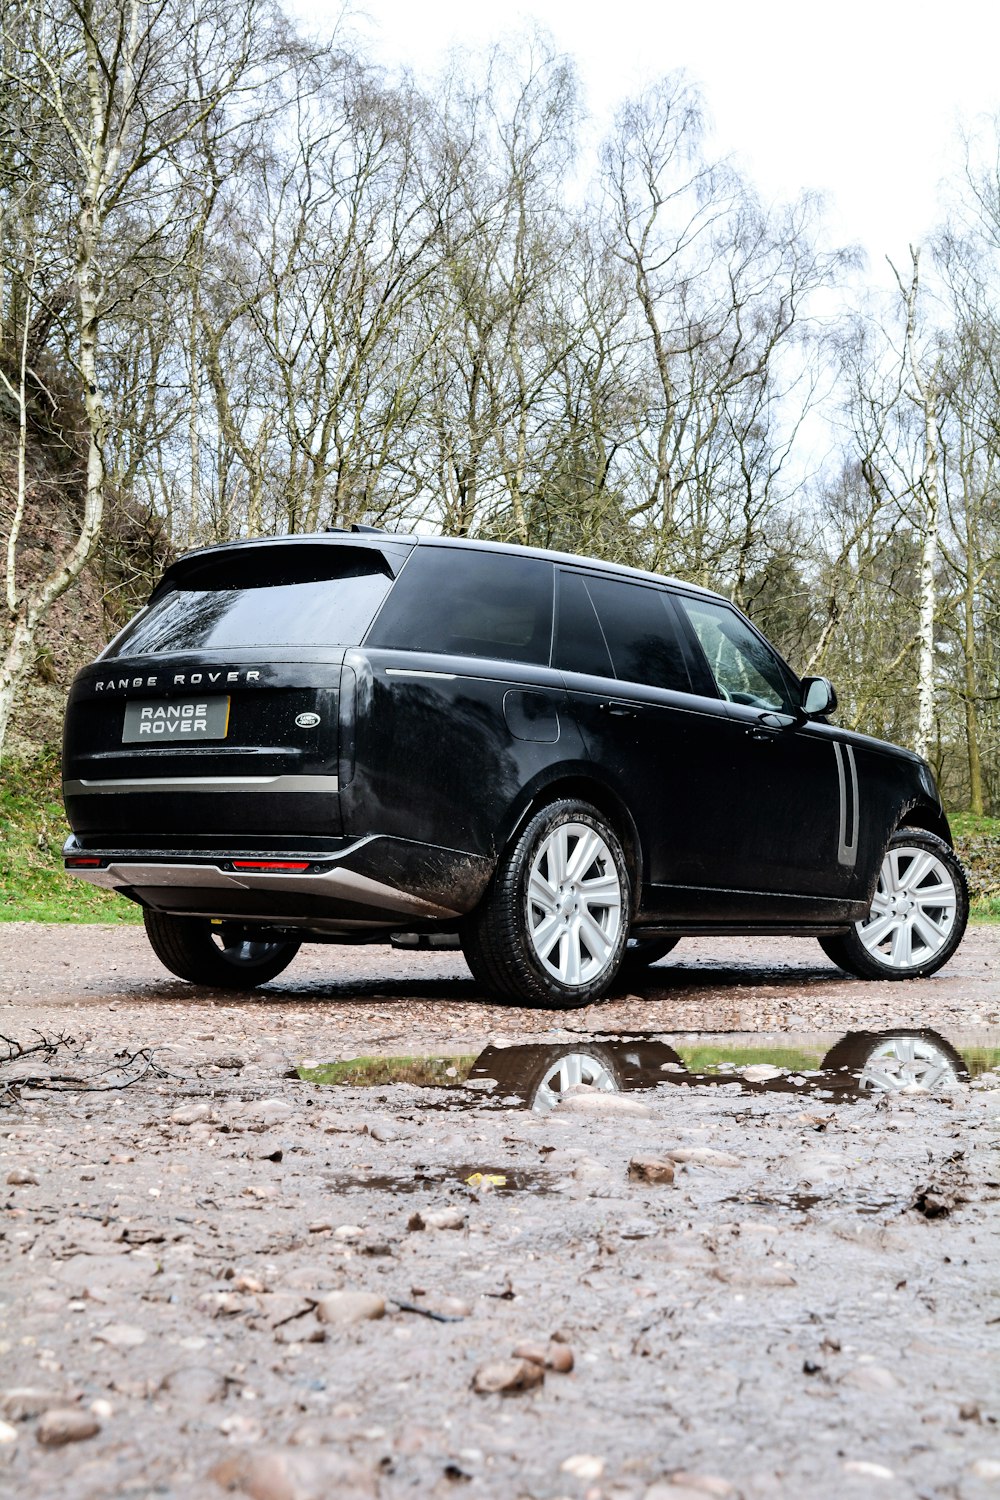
554,571,614,678
364,547,554,667
584,576,692,693
679,597,796,712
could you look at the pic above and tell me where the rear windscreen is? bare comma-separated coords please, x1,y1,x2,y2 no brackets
106,548,395,656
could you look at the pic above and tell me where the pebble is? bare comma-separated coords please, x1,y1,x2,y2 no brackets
210,1446,377,1498
158,1366,230,1405
740,1064,785,1082
237,1098,294,1128
423,1208,466,1231
92,1322,147,1348
314,1292,386,1327
556,1093,653,1117
666,1148,741,1168
628,1155,675,1185
843,1364,900,1394
0,1388,70,1420
969,1460,1000,1480
472,1358,544,1394
6,1169,38,1186
0,1421,17,1444
36,1407,101,1446
169,1102,212,1125
842,1460,895,1479
561,1454,605,1480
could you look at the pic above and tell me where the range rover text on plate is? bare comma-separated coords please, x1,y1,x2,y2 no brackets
61,531,968,1006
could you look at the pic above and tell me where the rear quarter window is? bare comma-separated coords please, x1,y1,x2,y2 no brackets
365,548,554,667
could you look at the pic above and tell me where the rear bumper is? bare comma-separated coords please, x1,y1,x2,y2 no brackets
63,833,491,930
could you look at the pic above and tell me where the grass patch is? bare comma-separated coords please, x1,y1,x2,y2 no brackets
298,1055,476,1087
0,749,140,924
950,811,1000,924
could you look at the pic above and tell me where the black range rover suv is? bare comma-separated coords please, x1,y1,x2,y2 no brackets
62,531,968,1006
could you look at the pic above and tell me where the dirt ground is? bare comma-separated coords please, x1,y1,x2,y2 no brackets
1,924,999,1500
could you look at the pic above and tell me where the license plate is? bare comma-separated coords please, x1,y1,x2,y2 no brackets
122,697,230,743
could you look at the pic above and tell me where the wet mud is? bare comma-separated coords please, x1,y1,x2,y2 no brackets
1,924,999,1498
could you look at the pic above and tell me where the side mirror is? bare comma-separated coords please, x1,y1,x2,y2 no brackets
800,676,837,718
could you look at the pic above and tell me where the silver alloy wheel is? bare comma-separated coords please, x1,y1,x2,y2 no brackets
526,821,624,987
856,844,958,970
857,1036,963,1093
532,1051,620,1113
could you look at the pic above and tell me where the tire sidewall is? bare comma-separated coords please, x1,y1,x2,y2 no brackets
850,830,969,980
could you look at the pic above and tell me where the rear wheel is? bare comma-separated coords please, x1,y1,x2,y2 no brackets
819,830,968,980
143,911,300,989
461,799,631,1008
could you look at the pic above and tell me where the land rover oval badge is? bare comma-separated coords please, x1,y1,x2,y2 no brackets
295,712,321,728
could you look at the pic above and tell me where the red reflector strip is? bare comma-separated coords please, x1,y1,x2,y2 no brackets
66,857,102,867
232,860,311,871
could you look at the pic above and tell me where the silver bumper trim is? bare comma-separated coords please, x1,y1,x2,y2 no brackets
69,859,459,919
64,774,339,795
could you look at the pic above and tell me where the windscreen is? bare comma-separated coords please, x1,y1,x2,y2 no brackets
106,547,396,657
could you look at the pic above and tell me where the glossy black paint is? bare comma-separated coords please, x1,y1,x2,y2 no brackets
62,532,949,938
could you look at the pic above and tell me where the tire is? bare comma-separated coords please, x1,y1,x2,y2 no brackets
622,935,679,971
818,829,968,980
460,799,632,1008
143,911,301,989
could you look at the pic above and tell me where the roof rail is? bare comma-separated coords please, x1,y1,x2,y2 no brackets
323,523,385,535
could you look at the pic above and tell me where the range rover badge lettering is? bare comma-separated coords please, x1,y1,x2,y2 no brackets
295,711,321,728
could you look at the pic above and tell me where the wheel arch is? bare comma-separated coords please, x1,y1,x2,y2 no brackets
895,803,953,846
496,769,644,897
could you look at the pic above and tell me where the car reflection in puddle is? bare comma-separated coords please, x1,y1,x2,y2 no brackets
300,1026,997,1113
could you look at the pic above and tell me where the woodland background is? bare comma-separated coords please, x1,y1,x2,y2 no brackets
1,0,999,826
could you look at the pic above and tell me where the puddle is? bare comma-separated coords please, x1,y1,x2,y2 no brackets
323,1164,556,1194
299,1027,1000,1113
725,1190,906,1217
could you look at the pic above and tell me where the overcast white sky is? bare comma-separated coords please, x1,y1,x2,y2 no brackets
293,0,1000,273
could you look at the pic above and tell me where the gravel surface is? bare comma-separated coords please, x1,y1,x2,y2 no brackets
1,924,999,1500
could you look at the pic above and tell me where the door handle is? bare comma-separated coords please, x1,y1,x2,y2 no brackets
747,711,790,741
599,701,638,718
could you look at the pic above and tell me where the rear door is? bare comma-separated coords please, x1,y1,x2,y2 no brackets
554,568,741,918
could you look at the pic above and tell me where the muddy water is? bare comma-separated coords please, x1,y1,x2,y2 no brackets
2,928,1000,1498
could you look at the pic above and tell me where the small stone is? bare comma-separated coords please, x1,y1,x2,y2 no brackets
424,1208,466,1231
214,1054,244,1070
0,1388,69,1420
969,1460,1000,1480
0,1421,18,1444
36,1407,101,1446
237,1097,294,1127
959,1401,981,1421
169,1103,212,1125
406,1212,425,1232
315,1292,385,1327
666,1148,741,1168
666,1475,736,1497
89,1400,113,1420
333,1225,363,1242
92,1323,147,1348
556,1093,653,1118
842,1460,894,1479
741,1063,785,1082
472,1358,544,1394
546,1342,574,1373
159,1366,229,1405
628,1156,675,1185
843,1364,899,1394
233,1273,266,1294
512,1341,547,1366
6,1169,38,1186
561,1454,605,1480
209,1446,377,1497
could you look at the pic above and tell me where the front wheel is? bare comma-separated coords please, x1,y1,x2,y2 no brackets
461,799,632,1008
143,911,301,989
819,830,968,980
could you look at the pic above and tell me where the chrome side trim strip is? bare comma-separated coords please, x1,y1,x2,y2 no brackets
383,668,457,680
833,742,859,867
64,775,339,795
